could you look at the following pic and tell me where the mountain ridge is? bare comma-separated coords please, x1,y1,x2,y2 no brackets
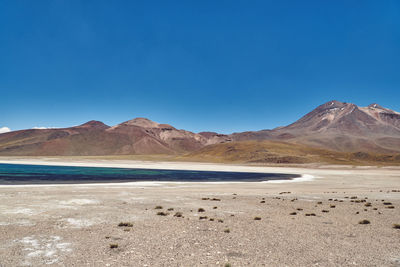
1,100,400,157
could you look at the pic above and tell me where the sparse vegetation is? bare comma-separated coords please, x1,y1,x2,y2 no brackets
213,206,218,209
155,206,163,209
110,244,118,249
224,263,232,267
218,219,224,223
198,208,205,212
290,212,297,215
254,216,262,220
156,211,169,216
322,210,329,213
199,216,208,220
364,203,372,207
330,205,336,208
174,212,183,217
386,206,395,209
118,222,133,227
224,228,230,233
359,219,370,224
305,213,316,216
393,224,400,229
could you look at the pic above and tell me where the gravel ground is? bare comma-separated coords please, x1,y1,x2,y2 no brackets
0,161,399,266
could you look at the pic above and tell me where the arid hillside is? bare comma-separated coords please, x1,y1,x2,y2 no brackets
1,101,400,164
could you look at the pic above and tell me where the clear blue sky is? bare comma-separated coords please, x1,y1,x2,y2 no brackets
1,1,399,134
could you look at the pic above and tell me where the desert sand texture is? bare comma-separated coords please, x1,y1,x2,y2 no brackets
0,158,399,266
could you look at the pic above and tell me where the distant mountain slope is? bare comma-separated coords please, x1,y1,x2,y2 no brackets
230,100,400,153
184,140,400,165
1,100,400,157
0,118,212,156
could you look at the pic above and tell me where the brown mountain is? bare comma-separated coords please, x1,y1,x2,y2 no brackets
1,101,400,158
230,100,400,153
0,118,212,156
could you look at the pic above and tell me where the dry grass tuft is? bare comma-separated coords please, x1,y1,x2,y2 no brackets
118,222,133,227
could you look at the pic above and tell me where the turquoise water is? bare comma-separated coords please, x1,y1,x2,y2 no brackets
0,163,299,185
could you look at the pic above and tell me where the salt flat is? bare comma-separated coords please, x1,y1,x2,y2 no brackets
0,158,399,266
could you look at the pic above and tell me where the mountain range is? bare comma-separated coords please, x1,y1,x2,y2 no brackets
1,100,400,163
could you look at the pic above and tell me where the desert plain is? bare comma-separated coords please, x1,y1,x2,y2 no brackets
0,158,399,266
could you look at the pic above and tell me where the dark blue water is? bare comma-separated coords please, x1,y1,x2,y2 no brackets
0,163,299,185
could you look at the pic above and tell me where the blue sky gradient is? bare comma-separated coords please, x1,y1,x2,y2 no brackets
1,1,399,133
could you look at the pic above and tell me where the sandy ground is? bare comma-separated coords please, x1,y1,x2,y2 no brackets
0,158,400,266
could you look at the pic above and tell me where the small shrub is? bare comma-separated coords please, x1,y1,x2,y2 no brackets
110,244,118,249
174,212,183,217
209,218,214,221
305,213,316,216
322,210,329,213
330,205,336,208
224,228,230,233
198,208,205,212
290,212,297,215
202,197,210,200
260,201,265,203
213,206,218,209
393,224,400,229
118,222,133,227
317,201,322,204
359,219,370,224
296,208,303,211
254,216,262,220
155,206,163,209
167,208,174,211
224,263,232,267
386,206,395,209
156,211,168,216
383,202,392,205
364,203,372,207
211,198,221,201
218,219,224,223
199,216,208,220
